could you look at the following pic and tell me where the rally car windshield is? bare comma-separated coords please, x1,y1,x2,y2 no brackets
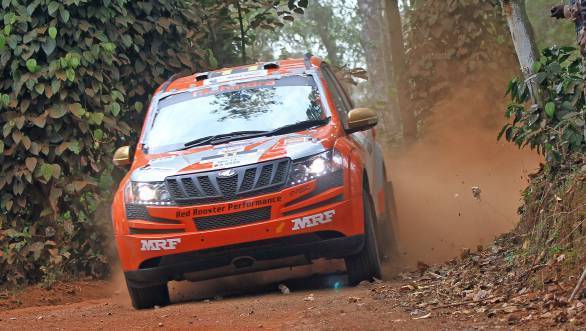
143,76,327,154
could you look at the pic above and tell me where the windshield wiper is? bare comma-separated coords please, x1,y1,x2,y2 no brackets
181,118,330,150
182,131,268,149
208,118,330,146
264,118,330,137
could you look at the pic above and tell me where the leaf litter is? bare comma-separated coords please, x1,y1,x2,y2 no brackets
370,234,585,328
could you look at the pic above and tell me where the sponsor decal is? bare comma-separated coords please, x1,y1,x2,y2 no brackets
194,80,276,97
204,70,269,86
288,183,312,198
291,210,336,231
140,238,181,251
208,147,261,169
176,196,282,218
283,137,306,145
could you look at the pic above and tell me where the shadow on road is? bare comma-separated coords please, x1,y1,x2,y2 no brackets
169,259,348,304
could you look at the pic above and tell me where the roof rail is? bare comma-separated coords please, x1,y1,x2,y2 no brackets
161,73,180,92
303,53,313,70
195,72,209,81
263,61,279,70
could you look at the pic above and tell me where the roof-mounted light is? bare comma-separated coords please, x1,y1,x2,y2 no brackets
195,73,209,81
263,62,279,70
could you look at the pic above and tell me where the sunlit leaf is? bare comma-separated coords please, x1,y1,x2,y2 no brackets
545,102,556,118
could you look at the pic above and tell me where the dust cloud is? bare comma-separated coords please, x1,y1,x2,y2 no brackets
386,75,542,266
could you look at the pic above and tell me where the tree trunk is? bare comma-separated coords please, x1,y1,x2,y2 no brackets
357,0,401,133
236,0,247,64
385,0,417,140
357,0,391,102
500,0,542,106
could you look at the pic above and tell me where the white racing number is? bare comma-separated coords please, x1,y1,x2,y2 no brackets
140,238,181,251
291,210,336,231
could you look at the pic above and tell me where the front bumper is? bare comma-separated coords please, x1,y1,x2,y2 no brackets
114,170,365,279
125,232,364,287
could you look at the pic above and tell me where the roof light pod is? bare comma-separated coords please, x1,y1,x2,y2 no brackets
195,73,209,81
263,62,280,70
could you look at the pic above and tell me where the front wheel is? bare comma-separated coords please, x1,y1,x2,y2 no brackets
345,190,382,285
126,281,170,309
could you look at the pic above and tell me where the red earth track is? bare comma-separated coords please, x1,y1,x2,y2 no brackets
0,269,516,330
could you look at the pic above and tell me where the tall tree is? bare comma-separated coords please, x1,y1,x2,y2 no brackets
229,0,309,65
385,0,417,140
500,0,542,106
305,2,342,66
357,0,392,104
270,0,365,68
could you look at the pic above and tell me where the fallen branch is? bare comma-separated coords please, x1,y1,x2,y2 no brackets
569,267,586,301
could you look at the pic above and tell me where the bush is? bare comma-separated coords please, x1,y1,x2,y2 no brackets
0,0,209,285
500,46,586,168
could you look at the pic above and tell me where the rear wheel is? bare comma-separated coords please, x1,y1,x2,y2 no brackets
345,190,382,285
126,281,170,309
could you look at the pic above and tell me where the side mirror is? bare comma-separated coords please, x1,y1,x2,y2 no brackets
113,146,132,167
347,108,378,134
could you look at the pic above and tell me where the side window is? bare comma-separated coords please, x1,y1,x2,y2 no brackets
321,65,350,126
330,70,355,110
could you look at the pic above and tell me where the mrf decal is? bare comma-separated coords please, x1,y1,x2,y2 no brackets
291,210,335,231
140,238,181,251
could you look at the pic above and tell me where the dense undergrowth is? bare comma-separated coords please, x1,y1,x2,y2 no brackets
0,0,307,287
502,46,585,280
0,0,208,287
518,162,585,282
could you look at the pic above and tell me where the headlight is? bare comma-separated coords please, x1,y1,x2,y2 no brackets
288,150,343,185
124,181,173,205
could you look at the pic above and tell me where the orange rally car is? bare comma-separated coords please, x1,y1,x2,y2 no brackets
111,55,398,309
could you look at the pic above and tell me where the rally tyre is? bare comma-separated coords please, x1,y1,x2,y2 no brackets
345,191,382,285
127,282,170,309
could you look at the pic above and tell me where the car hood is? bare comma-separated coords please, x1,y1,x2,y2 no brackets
131,132,330,182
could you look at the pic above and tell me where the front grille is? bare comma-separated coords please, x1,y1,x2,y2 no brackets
195,207,272,231
125,204,180,224
217,176,238,198
166,158,290,205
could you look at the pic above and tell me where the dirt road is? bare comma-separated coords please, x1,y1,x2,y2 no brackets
0,269,506,330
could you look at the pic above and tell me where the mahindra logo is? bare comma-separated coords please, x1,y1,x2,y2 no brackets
217,169,237,178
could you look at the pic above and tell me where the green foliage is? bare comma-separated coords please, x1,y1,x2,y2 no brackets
0,0,211,286
0,0,302,287
500,46,586,167
516,165,585,272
